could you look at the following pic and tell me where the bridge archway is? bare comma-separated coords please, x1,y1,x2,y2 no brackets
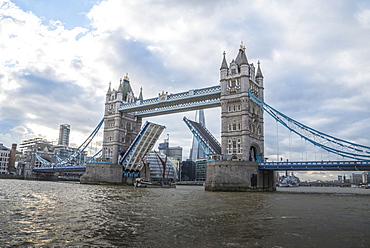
248,144,261,162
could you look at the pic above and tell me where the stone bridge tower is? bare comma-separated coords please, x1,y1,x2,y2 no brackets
220,43,264,162
205,43,275,192
102,74,143,164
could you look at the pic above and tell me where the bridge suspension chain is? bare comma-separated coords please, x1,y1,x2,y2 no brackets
35,118,104,167
249,92,370,161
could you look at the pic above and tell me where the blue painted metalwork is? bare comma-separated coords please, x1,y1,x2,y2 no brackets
259,160,370,171
249,92,370,161
84,149,102,163
119,121,165,171
183,116,221,159
119,86,221,117
32,165,86,172
34,118,104,169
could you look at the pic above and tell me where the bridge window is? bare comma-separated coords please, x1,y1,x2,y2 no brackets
237,139,241,153
231,69,236,74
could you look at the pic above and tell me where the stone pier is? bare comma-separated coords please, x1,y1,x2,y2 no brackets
80,162,124,184
204,161,276,192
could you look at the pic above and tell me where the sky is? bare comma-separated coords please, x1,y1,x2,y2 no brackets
1,0,370,181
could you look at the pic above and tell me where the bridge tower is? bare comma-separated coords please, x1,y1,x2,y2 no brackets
82,74,143,184
205,43,275,191
220,43,264,162
102,74,142,164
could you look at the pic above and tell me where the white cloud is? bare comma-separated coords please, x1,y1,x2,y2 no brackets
356,8,370,28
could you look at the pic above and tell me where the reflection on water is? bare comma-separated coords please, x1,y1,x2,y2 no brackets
1,179,369,247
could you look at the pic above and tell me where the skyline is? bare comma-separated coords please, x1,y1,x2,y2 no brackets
1,0,370,181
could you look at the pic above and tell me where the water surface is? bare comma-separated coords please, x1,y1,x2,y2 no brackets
1,179,369,247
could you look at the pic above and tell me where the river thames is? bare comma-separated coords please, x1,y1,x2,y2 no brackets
0,179,369,247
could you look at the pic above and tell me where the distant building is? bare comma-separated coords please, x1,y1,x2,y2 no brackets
8,143,20,174
189,109,206,161
180,159,196,181
195,159,207,181
158,138,183,161
19,138,45,153
146,152,177,182
58,124,70,146
362,172,368,184
20,138,54,171
351,173,363,184
0,143,10,174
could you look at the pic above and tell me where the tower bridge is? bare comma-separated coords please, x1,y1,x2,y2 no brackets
81,42,271,190
32,43,370,191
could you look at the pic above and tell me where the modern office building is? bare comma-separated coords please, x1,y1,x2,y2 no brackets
189,109,206,161
195,159,207,181
180,159,196,181
158,139,183,162
146,152,177,182
0,143,10,174
58,124,70,146
19,138,45,153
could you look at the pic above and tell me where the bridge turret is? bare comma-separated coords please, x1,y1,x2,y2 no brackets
105,82,112,102
236,44,249,77
138,87,143,100
256,61,264,101
256,61,264,84
102,75,142,164
220,51,228,80
219,43,264,162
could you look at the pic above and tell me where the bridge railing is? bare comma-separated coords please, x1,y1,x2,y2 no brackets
259,160,370,170
120,85,221,109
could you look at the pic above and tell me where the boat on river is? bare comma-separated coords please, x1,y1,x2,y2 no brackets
277,173,300,187
134,151,177,188
134,178,176,188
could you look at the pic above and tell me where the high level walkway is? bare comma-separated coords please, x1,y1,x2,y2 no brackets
119,86,221,117
260,161,370,171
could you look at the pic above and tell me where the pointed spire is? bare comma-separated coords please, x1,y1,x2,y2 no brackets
138,87,143,100
256,60,264,78
106,81,112,94
235,41,248,65
118,79,123,92
220,51,228,70
120,73,133,101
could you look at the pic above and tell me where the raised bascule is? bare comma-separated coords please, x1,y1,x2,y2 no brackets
32,43,370,190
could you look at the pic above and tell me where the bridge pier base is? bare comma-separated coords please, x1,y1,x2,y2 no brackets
204,161,276,192
80,162,123,184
